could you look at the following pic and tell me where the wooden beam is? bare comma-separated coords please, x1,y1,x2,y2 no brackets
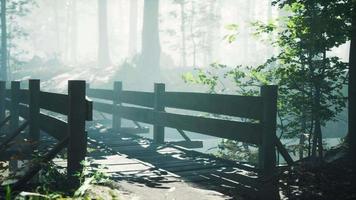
120,90,154,107
153,83,165,143
39,91,69,115
29,79,40,151
164,92,263,120
67,80,87,187
112,81,122,131
258,85,279,199
0,81,5,123
10,81,20,131
275,136,294,166
0,121,29,153
87,88,113,101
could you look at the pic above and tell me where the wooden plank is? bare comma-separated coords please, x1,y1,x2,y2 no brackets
120,90,154,107
0,121,29,153
0,81,5,123
39,113,68,140
87,88,113,101
112,81,122,130
258,85,278,199
67,80,87,186
275,136,294,166
156,111,262,145
29,80,40,151
117,105,154,124
39,91,69,115
93,101,113,114
153,83,165,143
164,92,263,120
10,81,20,131
18,89,29,104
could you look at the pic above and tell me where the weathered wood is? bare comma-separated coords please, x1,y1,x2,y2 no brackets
117,105,154,124
18,89,29,104
164,92,263,120
29,79,40,151
0,115,10,129
39,113,68,140
67,80,87,187
87,88,113,101
0,81,5,123
258,85,278,199
275,136,294,166
0,121,29,153
39,91,69,115
11,136,69,191
10,81,20,131
120,90,154,107
156,111,262,145
112,81,122,131
93,101,113,114
85,97,93,121
153,83,165,143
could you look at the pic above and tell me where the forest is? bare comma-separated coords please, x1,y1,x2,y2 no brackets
0,0,355,199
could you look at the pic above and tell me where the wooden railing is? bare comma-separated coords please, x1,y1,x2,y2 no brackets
0,80,92,189
87,81,279,199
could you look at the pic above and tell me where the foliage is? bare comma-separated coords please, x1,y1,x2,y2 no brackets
183,0,352,161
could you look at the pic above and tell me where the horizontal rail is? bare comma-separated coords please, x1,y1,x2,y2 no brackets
93,101,113,114
164,92,263,120
18,103,67,140
87,88,113,101
120,91,154,107
117,105,262,145
18,89,29,104
39,92,69,115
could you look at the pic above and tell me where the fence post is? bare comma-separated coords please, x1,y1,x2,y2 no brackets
112,81,122,131
153,83,165,143
10,81,20,131
29,79,40,152
259,85,278,199
0,81,5,123
67,80,87,187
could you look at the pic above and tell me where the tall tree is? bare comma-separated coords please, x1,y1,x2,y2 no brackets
128,0,138,56
348,0,356,162
0,0,7,81
69,0,78,63
98,0,111,67
141,0,160,73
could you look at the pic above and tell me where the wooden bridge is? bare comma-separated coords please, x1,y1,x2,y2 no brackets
0,80,293,199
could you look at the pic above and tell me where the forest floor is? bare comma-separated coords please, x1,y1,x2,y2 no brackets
279,145,356,200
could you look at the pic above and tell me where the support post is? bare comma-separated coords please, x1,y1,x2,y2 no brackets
112,81,122,131
29,79,40,152
67,80,87,187
0,81,5,124
258,85,279,199
153,83,165,143
10,81,20,132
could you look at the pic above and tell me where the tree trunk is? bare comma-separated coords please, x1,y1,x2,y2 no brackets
98,0,111,67
70,0,78,64
347,1,356,163
189,1,197,67
179,1,187,67
128,0,138,56
0,0,7,81
141,0,160,73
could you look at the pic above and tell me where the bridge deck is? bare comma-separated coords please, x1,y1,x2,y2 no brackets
84,123,259,199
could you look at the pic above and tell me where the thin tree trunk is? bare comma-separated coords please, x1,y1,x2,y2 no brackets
70,0,78,64
1,0,7,81
141,0,160,73
179,1,187,67
98,0,111,67
190,1,197,67
128,0,138,56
